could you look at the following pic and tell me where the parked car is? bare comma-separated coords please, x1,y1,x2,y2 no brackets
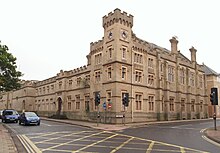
2,109,19,123
19,112,40,126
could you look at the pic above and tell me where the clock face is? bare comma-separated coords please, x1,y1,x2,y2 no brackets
121,31,128,39
108,31,113,39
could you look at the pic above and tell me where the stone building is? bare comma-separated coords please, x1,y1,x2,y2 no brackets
202,64,220,118
0,8,208,123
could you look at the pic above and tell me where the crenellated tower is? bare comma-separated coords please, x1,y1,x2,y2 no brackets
101,9,134,114
102,8,133,65
103,8,133,42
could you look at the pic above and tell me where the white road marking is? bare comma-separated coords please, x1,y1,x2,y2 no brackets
171,127,196,130
200,128,207,133
202,135,220,147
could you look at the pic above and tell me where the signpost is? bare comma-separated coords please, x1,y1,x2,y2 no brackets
103,102,106,110
103,102,106,123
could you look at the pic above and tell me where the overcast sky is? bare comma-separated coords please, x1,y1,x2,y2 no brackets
0,0,219,81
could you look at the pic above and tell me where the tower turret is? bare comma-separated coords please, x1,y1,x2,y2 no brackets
102,8,133,29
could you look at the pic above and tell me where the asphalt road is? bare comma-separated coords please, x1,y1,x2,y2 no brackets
118,120,220,153
4,119,220,153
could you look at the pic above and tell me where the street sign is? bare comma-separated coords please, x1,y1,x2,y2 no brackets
108,103,112,109
103,102,106,109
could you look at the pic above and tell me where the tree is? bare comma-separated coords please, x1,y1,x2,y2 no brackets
0,41,22,92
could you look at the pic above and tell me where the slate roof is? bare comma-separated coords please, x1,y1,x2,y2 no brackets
201,64,219,76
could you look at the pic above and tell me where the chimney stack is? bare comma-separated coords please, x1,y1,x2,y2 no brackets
189,46,197,63
169,36,178,54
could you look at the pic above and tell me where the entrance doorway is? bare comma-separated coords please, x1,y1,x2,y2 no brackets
57,97,62,115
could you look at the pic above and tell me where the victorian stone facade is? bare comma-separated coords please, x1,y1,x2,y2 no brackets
202,64,220,118
0,9,208,123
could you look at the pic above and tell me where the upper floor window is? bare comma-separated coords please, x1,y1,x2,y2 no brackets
122,67,127,80
58,81,62,89
95,70,101,83
160,63,164,73
67,95,71,101
76,77,81,86
148,74,154,86
47,86,49,93
108,47,112,59
39,88,42,94
69,79,73,86
95,53,102,65
134,53,143,64
148,58,154,68
51,85,54,91
85,75,90,85
190,72,195,86
135,70,142,83
43,87,45,93
168,66,174,82
107,66,112,80
179,68,185,85
122,47,127,59
199,75,203,88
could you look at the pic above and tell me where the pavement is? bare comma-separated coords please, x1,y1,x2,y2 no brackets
0,118,220,153
0,124,18,153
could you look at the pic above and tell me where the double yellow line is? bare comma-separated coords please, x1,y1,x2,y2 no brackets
17,135,41,153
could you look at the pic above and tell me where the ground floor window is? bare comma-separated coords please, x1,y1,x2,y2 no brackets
68,102,71,110
85,95,90,112
148,95,154,111
181,99,185,112
169,97,175,112
135,93,142,110
76,95,80,110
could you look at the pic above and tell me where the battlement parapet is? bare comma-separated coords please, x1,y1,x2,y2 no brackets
56,65,89,79
132,46,147,54
90,38,104,55
90,38,103,51
19,80,38,88
103,8,133,28
35,77,56,86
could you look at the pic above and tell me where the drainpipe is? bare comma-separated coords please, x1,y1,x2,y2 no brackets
131,47,133,122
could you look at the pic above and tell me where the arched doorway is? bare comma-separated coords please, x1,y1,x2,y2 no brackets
57,97,62,115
